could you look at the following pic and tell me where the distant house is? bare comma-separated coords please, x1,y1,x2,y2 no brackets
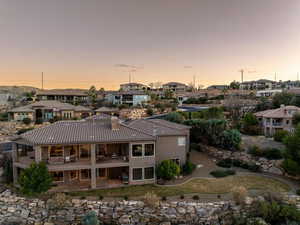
254,105,300,136
105,91,150,106
207,85,229,90
162,82,188,92
256,89,282,97
240,79,278,90
120,83,148,91
95,107,119,115
8,100,92,122
36,90,88,104
12,117,190,190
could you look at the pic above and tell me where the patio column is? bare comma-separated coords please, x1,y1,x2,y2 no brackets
91,144,96,189
35,146,42,162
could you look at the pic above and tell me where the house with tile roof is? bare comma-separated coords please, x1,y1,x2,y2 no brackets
8,100,92,122
12,117,190,190
120,82,148,91
254,105,300,136
36,89,88,104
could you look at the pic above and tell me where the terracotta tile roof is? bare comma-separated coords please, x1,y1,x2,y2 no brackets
21,119,155,145
254,105,300,118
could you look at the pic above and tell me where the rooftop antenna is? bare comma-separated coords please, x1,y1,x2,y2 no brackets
41,72,44,90
129,73,131,83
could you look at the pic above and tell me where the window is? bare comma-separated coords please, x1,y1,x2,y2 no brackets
70,170,78,180
286,120,290,125
144,144,154,156
51,171,64,182
178,137,186,146
49,146,63,157
132,144,143,157
80,145,90,159
144,167,154,179
80,169,91,180
132,168,143,180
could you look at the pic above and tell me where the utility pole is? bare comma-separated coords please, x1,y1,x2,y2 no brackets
193,75,196,91
240,69,244,83
129,73,131,83
41,72,44,90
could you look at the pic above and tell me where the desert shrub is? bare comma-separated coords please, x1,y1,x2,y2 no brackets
182,161,196,175
124,196,128,201
47,193,70,209
18,162,52,196
274,130,289,142
0,112,8,121
296,189,300,196
217,158,232,168
192,195,199,200
281,159,300,176
146,107,154,116
210,169,236,178
22,117,32,125
156,160,180,180
220,129,241,150
232,186,248,205
98,195,103,200
161,196,167,201
81,211,100,225
248,146,264,157
143,192,160,208
263,148,283,160
165,112,184,124
180,195,185,199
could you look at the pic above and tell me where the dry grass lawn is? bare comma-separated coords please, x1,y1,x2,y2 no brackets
69,175,290,198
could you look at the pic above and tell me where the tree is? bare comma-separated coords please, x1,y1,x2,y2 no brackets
87,85,98,105
272,92,294,108
18,162,52,196
220,129,241,150
242,113,260,135
256,97,272,111
273,130,289,142
229,81,240,90
156,160,180,180
292,113,300,126
146,107,154,116
282,125,300,176
165,112,184,123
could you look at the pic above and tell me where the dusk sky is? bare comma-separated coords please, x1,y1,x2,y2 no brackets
0,0,299,90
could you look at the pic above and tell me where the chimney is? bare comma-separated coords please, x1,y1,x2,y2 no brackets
111,116,120,130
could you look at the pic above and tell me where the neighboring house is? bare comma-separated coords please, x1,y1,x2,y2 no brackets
120,83,148,91
207,85,229,90
240,79,278,90
256,89,282,97
176,92,208,105
254,105,300,136
8,101,92,122
162,82,188,92
36,90,88,104
105,91,150,106
95,107,119,116
12,117,190,190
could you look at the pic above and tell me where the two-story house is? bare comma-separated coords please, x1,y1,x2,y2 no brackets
36,90,88,104
162,82,188,92
254,105,300,136
12,116,190,191
120,83,148,91
104,91,150,106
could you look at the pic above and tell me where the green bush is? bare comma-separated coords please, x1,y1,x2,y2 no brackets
146,107,154,116
217,158,233,168
182,161,196,175
165,112,184,124
282,159,300,176
190,143,201,152
0,112,8,121
296,189,300,196
22,117,32,125
18,162,52,196
81,211,100,225
156,160,180,180
220,129,241,150
192,195,200,200
264,148,283,160
210,169,236,178
248,145,264,157
274,130,289,142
